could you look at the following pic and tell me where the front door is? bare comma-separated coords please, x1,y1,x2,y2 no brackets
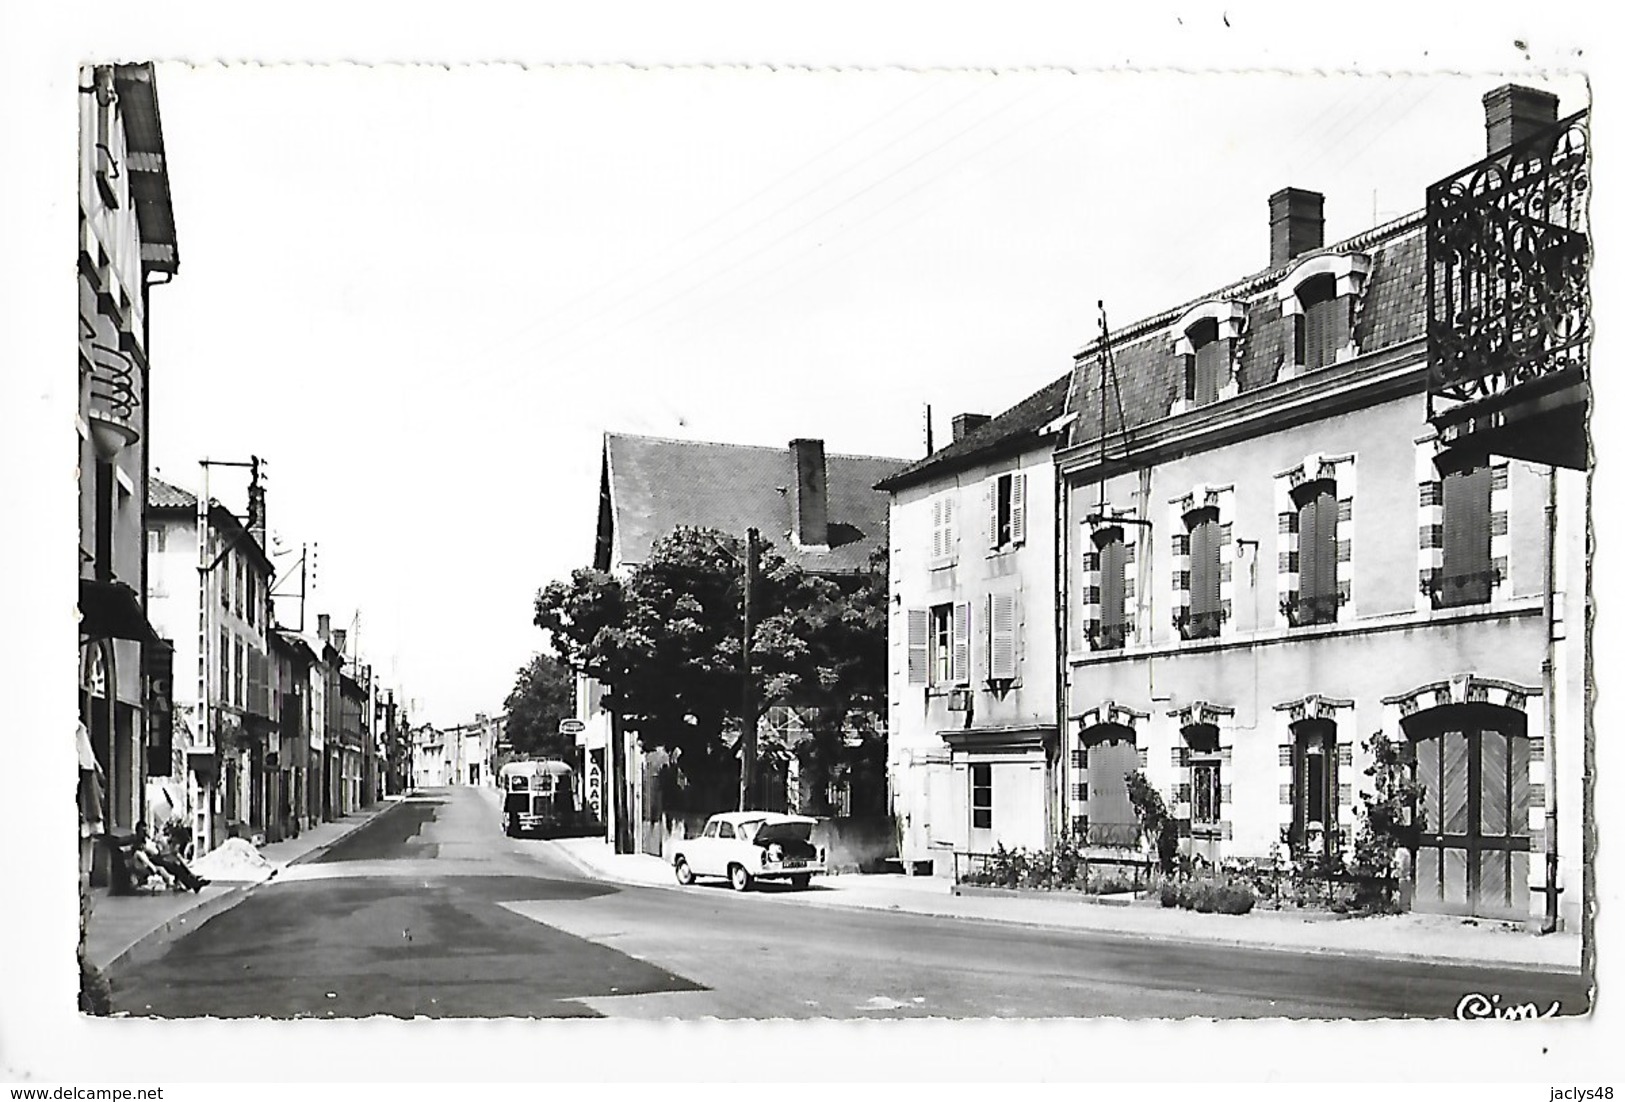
1411,712,1530,919
1082,726,1139,848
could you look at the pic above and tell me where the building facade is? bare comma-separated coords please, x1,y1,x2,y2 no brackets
77,62,178,884
1053,87,1585,926
146,477,275,854
879,394,1071,876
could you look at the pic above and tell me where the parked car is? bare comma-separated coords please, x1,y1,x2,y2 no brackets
672,811,824,891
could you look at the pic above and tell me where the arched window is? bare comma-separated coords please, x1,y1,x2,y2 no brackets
1076,723,1139,846
1184,318,1225,406
1290,477,1339,625
1297,273,1342,371
1182,723,1223,837
1290,719,1338,854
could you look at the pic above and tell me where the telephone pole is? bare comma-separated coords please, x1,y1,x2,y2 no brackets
739,527,760,811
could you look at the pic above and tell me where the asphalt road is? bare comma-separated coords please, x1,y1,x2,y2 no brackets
108,786,1588,1019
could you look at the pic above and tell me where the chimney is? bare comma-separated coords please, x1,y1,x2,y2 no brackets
333,628,347,657
1269,188,1325,267
952,413,991,442
1483,84,1560,155
317,613,330,642
789,438,829,548
247,475,267,549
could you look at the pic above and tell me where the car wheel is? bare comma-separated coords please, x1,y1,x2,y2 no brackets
790,874,811,890
728,864,753,892
674,857,695,886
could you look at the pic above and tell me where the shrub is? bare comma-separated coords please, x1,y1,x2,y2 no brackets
1169,875,1256,915
1159,881,1179,908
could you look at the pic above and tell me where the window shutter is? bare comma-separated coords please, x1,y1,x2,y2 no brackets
951,602,970,683
906,609,928,685
1099,531,1126,631
989,592,1017,679
1297,493,1319,606
1442,466,1492,605
943,494,957,561
930,499,944,561
1010,473,1027,546
987,480,1000,549
1315,486,1338,606
1188,510,1220,618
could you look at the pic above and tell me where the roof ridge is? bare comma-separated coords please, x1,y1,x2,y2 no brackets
605,430,907,464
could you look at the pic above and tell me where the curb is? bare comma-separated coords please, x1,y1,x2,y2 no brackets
96,801,403,974
550,846,1580,975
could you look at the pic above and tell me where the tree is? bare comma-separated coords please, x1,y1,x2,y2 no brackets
532,528,892,814
502,653,576,760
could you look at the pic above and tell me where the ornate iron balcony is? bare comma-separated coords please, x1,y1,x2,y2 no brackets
1427,110,1589,427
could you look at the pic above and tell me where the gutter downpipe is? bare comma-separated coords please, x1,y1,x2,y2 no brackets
1541,465,1559,934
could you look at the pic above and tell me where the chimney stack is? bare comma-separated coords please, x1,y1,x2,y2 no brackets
247,469,267,549
952,413,991,442
1269,188,1325,267
318,613,330,642
789,438,829,548
1483,84,1560,155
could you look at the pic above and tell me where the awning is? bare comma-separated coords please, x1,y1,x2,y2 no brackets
78,578,157,641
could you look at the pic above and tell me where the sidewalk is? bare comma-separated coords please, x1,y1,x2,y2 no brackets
85,797,404,973
545,835,1583,973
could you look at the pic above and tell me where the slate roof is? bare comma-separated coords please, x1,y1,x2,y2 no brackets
1065,211,1428,451
599,433,908,575
875,373,1072,492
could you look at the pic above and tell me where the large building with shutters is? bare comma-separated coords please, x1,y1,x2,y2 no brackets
1052,85,1586,927
879,393,1071,876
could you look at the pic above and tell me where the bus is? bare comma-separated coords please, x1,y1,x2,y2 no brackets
499,760,576,838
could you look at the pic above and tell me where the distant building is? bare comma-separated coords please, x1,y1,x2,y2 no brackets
579,433,905,854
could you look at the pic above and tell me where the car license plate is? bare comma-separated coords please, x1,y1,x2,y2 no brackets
784,859,805,868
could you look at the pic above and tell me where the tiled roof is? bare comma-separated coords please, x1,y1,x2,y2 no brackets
1066,213,1428,450
148,477,197,510
875,373,1072,491
601,434,907,575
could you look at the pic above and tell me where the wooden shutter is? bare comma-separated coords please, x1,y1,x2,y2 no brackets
1099,530,1126,630
1194,336,1225,405
930,499,944,561
951,602,971,683
943,494,957,561
1010,473,1027,546
906,609,928,684
987,479,1001,549
1442,466,1492,605
1297,492,1320,607
1189,509,1220,618
989,592,1017,679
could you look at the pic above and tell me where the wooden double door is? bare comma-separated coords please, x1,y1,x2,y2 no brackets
1410,706,1532,919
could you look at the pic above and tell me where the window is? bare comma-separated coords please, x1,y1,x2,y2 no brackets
1093,527,1127,650
930,493,958,565
1438,465,1494,607
1183,506,1222,639
234,638,246,708
987,591,1018,680
1297,274,1342,371
247,573,257,627
1291,478,1339,625
1291,721,1338,853
218,629,230,702
234,557,245,617
717,821,735,840
220,547,230,610
1184,318,1227,406
988,472,1027,550
148,527,166,555
971,763,992,829
1184,724,1222,835
927,602,968,685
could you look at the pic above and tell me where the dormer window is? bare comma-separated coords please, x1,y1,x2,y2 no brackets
1170,300,1245,414
1276,252,1371,379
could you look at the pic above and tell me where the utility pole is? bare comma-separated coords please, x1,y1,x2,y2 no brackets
739,527,760,811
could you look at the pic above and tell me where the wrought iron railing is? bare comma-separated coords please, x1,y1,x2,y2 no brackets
1427,109,1590,421
1280,591,1342,627
1173,607,1226,641
1084,620,1129,652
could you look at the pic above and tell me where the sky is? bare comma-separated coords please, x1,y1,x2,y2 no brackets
138,63,1587,725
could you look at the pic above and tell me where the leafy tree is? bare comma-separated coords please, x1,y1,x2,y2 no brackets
533,528,891,813
1350,729,1423,910
502,653,576,760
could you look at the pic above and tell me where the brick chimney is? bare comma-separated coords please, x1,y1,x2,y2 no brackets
317,613,330,642
1269,188,1325,267
1483,84,1560,154
952,413,991,442
246,479,267,549
789,438,829,548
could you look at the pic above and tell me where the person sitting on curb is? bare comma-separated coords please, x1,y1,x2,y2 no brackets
137,821,210,893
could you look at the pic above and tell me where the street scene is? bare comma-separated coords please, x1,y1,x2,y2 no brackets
60,56,1594,1031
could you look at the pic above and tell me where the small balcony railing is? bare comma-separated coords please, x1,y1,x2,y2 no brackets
1426,109,1590,426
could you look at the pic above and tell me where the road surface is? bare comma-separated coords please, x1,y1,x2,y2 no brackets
108,786,1587,1019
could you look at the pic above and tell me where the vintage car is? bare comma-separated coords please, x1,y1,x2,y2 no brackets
671,811,824,891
